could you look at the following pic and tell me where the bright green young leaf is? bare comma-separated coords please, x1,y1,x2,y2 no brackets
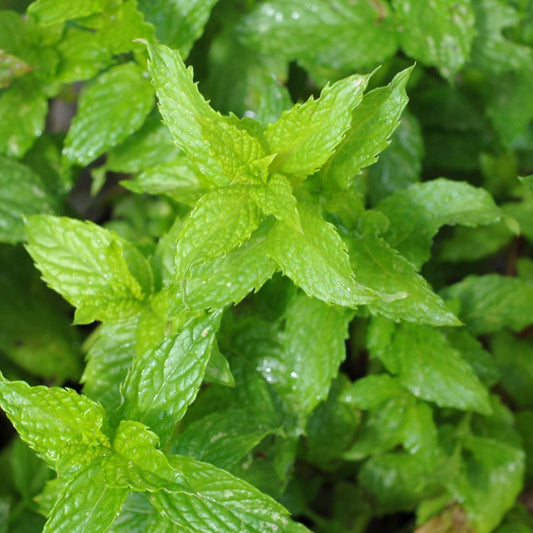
321,67,412,190
0,373,109,471
204,344,235,387
238,0,398,79
251,173,301,231
449,436,525,533
441,274,533,335
25,215,152,325
343,216,459,326
368,319,492,414
175,186,262,277
470,0,533,74
147,43,265,187
153,454,309,532
0,157,56,243
123,155,205,207
43,462,128,533
82,320,138,413
266,200,379,307
280,292,353,417
110,493,173,533
367,112,423,204
0,50,31,88
392,0,475,78
171,409,274,470
27,0,108,25
0,77,47,158
378,178,501,268
171,224,277,311
63,62,154,167
519,175,533,192
138,0,219,56
265,72,370,177
120,312,221,443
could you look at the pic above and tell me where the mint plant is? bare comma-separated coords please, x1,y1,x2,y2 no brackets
1,1,533,532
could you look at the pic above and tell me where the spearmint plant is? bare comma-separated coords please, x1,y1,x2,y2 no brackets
1,1,533,532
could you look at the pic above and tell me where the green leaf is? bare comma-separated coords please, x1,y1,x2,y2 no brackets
368,319,492,414
0,156,56,243
171,409,274,470
138,0,219,56
251,174,301,231
123,155,205,207
0,77,47,158
280,292,353,417
266,200,379,307
441,274,533,335
172,224,277,311
43,462,128,533
367,112,423,205
107,113,180,174
265,72,370,177
470,0,533,74
238,0,398,78
82,320,138,413
377,178,501,268
0,50,31,88
63,62,154,166
153,455,309,532
28,0,108,25
147,43,265,187
519,175,533,192
392,0,475,77
175,186,262,277
204,344,235,387
103,420,185,492
25,215,152,325
0,373,109,471
491,331,533,408
0,245,81,381
120,311,221,443
321,66,412,190
343,215,459,325
449,437,525,533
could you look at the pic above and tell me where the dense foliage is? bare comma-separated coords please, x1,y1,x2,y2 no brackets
1,1,533,531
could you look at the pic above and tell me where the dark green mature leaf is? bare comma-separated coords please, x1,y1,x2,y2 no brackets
0,157,56,243
441,274,533,335
449,437,525,533
266,200,379,307
63,62,154,166
279,292,353,418
0,77,47,158
28,0,107,25
392,0,475,77
343,215,459,326
321,67,412,190
491,332,533,408
153,455,309,532
377,179,501,268
265,72,370,177
368,319,491,414
171,409,275,470
175,186,262,277
82,320,138,413
0,373,109,471
470,0,533,74
25,216,152,324
147,43,265,187
43,462,128,533
138,0,219,55
368,112,423,204
238,0,398,79
120,312,220,443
